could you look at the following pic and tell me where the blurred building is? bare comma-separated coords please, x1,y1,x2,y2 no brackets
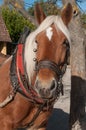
0,13,12,55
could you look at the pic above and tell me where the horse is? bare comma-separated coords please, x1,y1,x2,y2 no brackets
0,3,72,130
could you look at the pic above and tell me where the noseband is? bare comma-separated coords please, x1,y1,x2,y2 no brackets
37,60,67,77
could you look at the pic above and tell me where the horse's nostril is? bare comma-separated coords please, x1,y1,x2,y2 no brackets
39,88,50,97
50,81,55,90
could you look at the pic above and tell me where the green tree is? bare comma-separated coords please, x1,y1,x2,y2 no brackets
1,7,35,43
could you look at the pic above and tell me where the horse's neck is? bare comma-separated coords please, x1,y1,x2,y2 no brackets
0,56,12,71
0,56,12,68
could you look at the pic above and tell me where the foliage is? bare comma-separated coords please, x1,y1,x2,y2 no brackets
1,7,35,43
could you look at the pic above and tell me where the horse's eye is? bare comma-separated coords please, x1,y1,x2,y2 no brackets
63,40,69,48
35,40,38,44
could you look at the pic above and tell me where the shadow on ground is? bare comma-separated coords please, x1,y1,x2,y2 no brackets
47,108,69,130
18,108,69,130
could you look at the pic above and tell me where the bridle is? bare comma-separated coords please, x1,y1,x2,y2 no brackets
32,22,70,83
33,39,70,95
34,37,70,76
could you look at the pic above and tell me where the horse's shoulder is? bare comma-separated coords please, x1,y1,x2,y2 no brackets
0,58,11,78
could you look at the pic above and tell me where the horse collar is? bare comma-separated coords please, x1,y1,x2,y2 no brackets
10,43,45,104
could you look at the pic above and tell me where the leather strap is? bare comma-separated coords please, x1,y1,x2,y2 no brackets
37,60,66,76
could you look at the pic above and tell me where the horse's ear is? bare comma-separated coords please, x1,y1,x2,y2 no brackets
61,3,73,26
34,3,46,25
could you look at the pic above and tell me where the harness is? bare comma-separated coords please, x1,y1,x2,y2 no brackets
10,27,68,103
0,27,69,128
10,43,45,104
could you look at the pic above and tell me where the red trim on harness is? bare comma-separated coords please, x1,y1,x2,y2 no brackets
17,44,24,74
16,44,44,103
16,44,29,97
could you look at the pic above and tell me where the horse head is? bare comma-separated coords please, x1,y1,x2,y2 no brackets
24,3,72,100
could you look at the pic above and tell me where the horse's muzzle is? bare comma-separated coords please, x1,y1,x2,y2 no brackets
34,78,57,99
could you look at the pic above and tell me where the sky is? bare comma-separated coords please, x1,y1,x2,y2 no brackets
0,0,86,13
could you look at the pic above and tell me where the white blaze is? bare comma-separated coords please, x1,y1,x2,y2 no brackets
46,27,53,41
